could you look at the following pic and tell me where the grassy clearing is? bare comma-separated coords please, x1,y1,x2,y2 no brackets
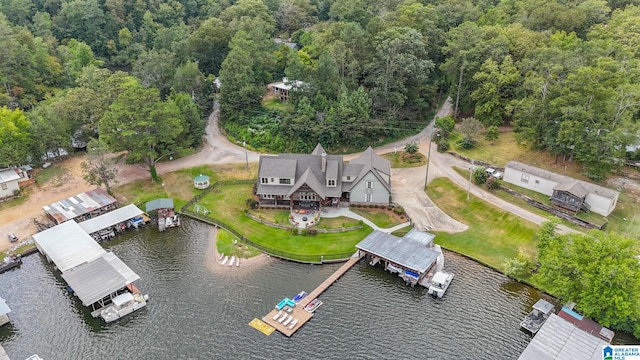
248,209,291,225
426,177,540,271
381,151,427,168
391,226,412,237
262,98,293,112
216,229,262,258
195,183,372,256
13,243,36,255
0,190,29,211
0,252,5,262
34,165,67,185
350,207,404,228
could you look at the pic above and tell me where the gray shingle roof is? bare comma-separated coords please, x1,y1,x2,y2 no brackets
518,314,610,360
506,161,618,199
311,143,326,155
287,168,327,198
356,230,439,274
259,157,297,179
326,160,339,180
343,147,391,192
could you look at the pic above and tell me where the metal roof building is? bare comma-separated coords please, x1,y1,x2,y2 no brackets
518,313,611,360
62,252,140,306
145,198,174,212
356,229,439,274
43,188,118,224
33,220,107,273
78,204,143,234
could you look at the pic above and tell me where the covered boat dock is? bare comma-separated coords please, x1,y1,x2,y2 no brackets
78,204,145,241
43,188,118,225
356,228,442,287
62,252,141,316
33,220,106,273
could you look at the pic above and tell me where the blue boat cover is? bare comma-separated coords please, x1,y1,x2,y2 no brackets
405,269,419,278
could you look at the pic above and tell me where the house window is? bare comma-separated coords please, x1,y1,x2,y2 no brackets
279,178,291,185
521,174,529,183
270,178,274,183
347,176,351,181
535,180,540,184
0,183,6,190
327,179,336,187
365,194,372,202
261,178,268,184
366,181,373,189
262,194,274,199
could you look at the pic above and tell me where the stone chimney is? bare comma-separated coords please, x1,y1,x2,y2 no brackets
321,152,327,172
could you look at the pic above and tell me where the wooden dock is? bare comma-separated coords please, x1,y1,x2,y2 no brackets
260,254,362,337
0,344,10,360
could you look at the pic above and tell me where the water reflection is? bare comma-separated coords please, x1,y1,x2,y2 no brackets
0,219,630,359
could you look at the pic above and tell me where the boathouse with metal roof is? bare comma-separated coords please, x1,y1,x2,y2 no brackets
518,309,613,360
33,220,107,273
43,188,118,225
78,204,144,235
356,228,440,286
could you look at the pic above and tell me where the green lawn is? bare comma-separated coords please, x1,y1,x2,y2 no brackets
262,98,293,112
317,216,361,229
248,209,291,225
35,164,67,185
350,207,403,228
391,226,412,237
381,151,427,168
216,229,262,258
426,177,540,271
449,131,530,167
194,183,372,257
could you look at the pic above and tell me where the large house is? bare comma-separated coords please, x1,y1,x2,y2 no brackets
503,161,619,216
256,144,391,208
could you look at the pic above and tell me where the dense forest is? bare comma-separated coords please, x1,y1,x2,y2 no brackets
1,0,640,180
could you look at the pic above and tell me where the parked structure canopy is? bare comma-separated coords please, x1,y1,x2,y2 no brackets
356,229,438,274
62,252,140,306
43,188,117,224
78,204,144,234
33,220,106,273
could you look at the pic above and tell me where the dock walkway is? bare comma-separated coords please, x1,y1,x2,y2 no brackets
0,344,10,360
261,254,362,337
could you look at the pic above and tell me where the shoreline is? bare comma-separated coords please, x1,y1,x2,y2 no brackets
204,226,271,273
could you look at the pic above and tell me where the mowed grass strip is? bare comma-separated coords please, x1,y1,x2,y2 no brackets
196,183,372,256
426,178,539,270
350,207,403,228
381,151,427,168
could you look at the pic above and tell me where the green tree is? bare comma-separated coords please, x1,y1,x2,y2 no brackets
485,125,499,143
535,222,640,337
434,116,455,137
473,166,488,185
459,117,484,141
99,84,185,182
132,49,177,96
471,55,520,127
187,17,230,76
81,138,118,194
0,107,32,167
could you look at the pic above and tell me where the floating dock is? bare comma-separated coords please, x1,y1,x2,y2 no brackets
259,255,361,337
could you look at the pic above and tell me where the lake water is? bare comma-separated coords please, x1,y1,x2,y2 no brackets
0,219,588,359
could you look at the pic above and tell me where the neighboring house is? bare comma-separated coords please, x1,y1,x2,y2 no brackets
503,161,619,216
268,77,309,102
273,37,301,50
0,168,21,198
256,144,391,208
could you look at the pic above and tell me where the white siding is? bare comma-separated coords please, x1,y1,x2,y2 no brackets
584,193,616,216
503,168,558,196
0,179,19,198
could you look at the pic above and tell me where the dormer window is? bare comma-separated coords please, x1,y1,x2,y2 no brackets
261,177,268,184
279,178,291,184
327,179,336,187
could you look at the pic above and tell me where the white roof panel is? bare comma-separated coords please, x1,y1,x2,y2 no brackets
33,221,106,273
0,297,11,316
62,252,140,306
79,204,143,234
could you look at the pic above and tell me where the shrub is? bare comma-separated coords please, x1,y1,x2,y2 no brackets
307,229,318,235
436,138,449,152
503,248,535,279
473,166,488,185
486,177,500,191
393,205,405,215
245,198,258,209
405,141,419,154
457,137,476,149
485,125,499,142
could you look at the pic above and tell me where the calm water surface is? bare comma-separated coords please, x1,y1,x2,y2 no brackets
1,219,561,359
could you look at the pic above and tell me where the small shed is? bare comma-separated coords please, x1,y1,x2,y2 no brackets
194,174,210,189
